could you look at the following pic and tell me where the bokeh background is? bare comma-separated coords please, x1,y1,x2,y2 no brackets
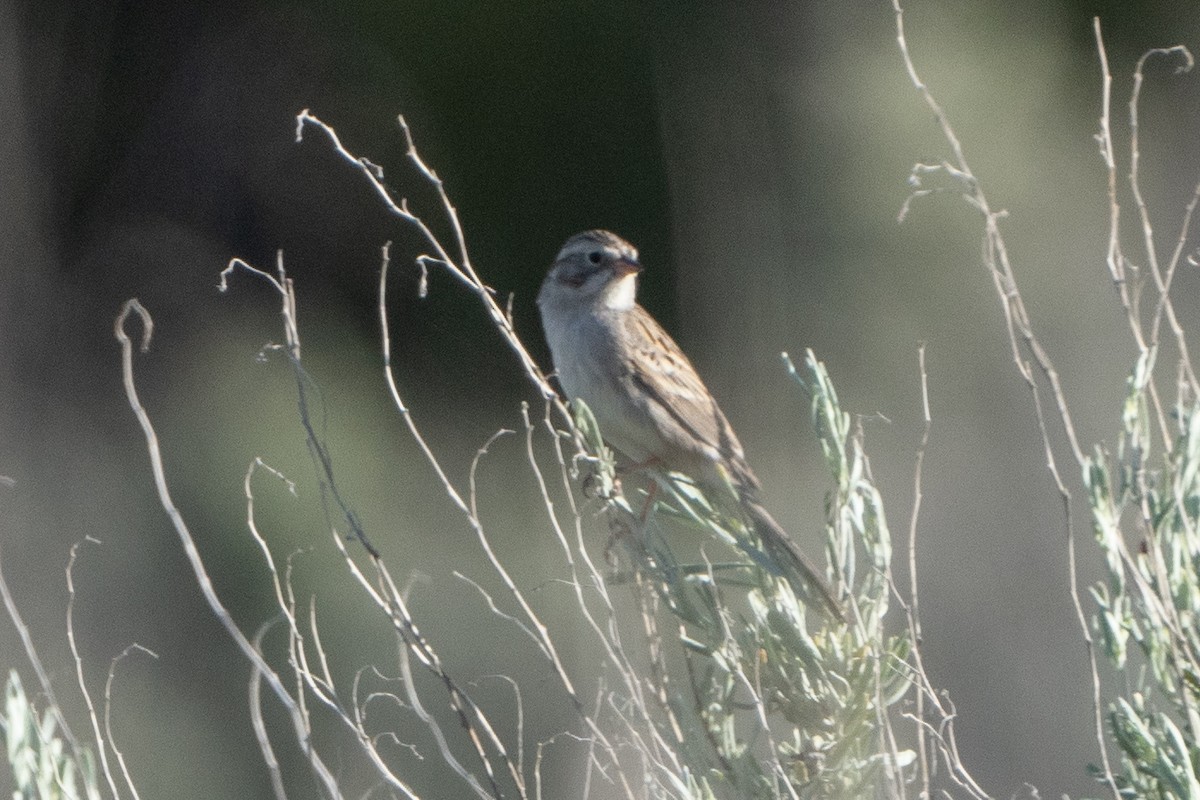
3,1,1200,797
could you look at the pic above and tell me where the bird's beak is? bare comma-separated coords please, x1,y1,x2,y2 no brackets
612,257,642,278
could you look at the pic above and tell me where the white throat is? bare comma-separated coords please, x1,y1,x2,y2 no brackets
603,273,638,311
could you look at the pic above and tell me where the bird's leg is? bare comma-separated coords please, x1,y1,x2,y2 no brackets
601,458,664,566
638,479,660,523
614,456,665,524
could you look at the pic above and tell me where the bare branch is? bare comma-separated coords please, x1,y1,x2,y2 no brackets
114,298,346,800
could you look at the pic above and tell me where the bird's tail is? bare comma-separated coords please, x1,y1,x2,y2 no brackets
742,498,846,622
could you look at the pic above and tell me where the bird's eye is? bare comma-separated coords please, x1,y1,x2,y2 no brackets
587,250,603,264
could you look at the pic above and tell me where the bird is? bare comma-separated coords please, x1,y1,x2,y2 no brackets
537,229,843,619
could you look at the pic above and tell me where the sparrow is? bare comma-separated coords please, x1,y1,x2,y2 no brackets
537,229,842,618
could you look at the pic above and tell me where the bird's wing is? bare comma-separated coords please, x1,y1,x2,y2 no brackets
620,305,752,478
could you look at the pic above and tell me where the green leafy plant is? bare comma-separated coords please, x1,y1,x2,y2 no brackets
2,670,99,800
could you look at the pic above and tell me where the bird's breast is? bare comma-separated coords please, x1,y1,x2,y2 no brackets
545,311,659,464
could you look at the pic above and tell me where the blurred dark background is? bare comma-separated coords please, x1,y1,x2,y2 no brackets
2,0,1199,797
